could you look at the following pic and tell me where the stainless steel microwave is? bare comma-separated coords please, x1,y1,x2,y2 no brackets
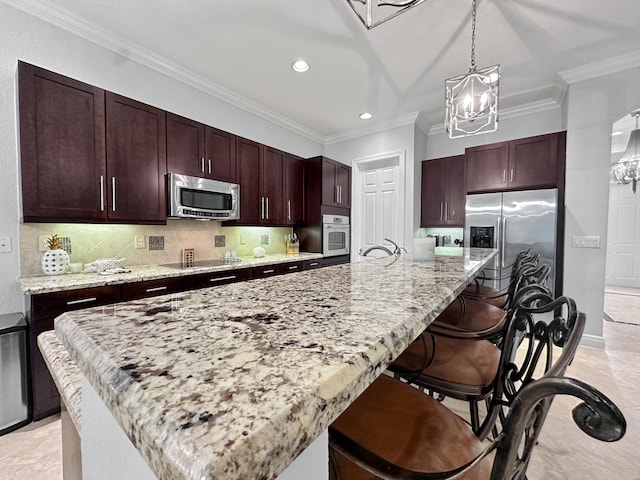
168,173,240,220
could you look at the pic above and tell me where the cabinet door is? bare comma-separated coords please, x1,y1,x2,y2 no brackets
465,142,509,193
285,154,305,225
261,146,285,225
235,137,262,224
120,277,191,301
445,155,466,226
336,164,351,208
30,317,60,421
321,159,338,207
189,268,252,290
205,126,236,183
166,113,204,178
421,159,446,227
18,61,106,223
105,93,167,224
508,133,558,189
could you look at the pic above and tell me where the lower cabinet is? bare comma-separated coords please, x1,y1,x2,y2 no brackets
189,268,252,289
28,286,121,420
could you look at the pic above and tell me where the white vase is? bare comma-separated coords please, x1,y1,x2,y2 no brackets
41,249,70,275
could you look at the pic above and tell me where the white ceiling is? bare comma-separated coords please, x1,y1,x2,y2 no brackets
7,0,640,142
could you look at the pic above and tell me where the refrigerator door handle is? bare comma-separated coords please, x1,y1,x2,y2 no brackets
501,215,507,267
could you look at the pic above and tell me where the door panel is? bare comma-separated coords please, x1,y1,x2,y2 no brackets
421,159,446,226
606,185,640,287
166,113,203,178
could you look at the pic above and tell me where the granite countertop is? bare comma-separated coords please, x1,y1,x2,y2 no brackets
20,252,323,295
54,248,496,480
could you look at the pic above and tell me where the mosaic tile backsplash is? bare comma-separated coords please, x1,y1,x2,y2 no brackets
20,221,293,276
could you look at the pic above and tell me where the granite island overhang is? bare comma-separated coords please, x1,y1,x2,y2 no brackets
53,248,497,480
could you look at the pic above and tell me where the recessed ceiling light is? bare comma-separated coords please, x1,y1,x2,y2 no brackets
611,131,624,136
359,112,372,120
292,60,309,73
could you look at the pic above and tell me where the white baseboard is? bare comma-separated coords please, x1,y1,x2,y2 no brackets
580,333,605,349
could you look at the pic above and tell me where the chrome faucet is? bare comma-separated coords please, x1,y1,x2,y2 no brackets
359,238,406,257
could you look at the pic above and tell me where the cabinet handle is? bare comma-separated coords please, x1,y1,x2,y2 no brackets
263,269,275,274
510,169,514,182
503,170,506,183
112,177,116,211
287,200,291,221
444,202,448,221
145,286,167,293
66,297,97,306
288,265,298,270
208,159,212,175
440,203,444,222
336,185,339,204
260,197,265,219
201,157,205,173
99,176,105,211
210,275,237,282
266,197,269,220
309,262,319,267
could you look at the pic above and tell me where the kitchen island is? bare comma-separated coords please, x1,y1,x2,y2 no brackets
51,248,496,480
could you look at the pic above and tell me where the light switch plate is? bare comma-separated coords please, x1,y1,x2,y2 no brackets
134,235,145,249
0,236,11,253
572,235,601,248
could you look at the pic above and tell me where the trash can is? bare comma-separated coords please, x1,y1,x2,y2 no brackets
0,313,30,435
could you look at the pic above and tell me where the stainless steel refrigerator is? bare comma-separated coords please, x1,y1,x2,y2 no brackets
464,189,562,296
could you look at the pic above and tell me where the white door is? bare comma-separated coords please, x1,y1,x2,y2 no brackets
353,153,404,260
606,184,640,287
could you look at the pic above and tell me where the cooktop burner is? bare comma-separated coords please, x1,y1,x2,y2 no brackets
161,259,237,270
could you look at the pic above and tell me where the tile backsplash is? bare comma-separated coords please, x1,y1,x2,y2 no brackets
20,221,292,276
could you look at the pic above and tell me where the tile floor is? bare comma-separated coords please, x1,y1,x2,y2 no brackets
1,289,638,480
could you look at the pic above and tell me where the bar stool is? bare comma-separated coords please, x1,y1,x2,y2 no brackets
329,296,627,480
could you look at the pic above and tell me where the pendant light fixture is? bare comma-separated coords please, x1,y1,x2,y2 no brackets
444,0,500,139
346,0,428,30
610,110,640,193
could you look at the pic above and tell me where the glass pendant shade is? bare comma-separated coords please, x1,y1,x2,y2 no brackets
610,111,640,193
445,64,500,139
346,0,428,29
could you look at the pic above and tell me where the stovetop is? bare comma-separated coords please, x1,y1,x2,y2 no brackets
161,259,239,270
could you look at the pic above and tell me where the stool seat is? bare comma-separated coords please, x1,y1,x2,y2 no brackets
330,374,492,480
462,284,508,308
429,297,507,339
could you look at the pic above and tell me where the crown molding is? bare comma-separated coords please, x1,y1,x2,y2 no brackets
3,0,325,144
559,49,640,84
324,111,430,145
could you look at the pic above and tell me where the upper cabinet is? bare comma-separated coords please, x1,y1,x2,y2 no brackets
285,153,305,225
166,113,236,183
18,62,167,224
420,155,465,227
260,146,285,225
18,61,107,223
465,132,565,193
320,157,351,208
105,93,167,224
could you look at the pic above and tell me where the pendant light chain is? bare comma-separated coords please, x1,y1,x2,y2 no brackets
470,0,477,70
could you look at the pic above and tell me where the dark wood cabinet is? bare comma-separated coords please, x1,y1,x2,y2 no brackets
167,113,236,183
466,132,565,193
233,140,290,225
120,276,191,301
18,61,107,223
321,157,351,208
261,146,285,225
285,154,305,225
234,136,263,225
19,62,167,225
189,268,252,289
421,155,465,227
105,93,167,224
28,285,121,420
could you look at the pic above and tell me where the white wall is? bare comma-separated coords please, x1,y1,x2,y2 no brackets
564,66,640,347
0,4,322,315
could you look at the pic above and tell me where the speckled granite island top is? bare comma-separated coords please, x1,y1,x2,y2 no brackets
55,248,496,480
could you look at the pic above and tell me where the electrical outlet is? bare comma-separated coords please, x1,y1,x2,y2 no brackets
0,236,11,253
134,235,146,249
